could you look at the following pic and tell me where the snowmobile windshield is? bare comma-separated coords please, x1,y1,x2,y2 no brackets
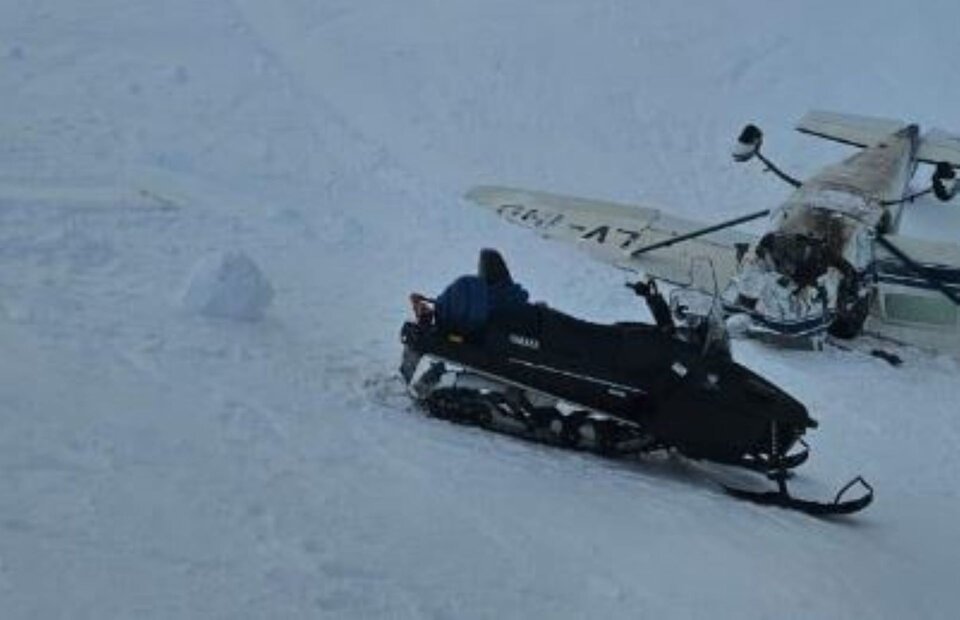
700,299,731,357
670,288,731,357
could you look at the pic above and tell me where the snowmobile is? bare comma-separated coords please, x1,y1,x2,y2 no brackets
399,256,873,516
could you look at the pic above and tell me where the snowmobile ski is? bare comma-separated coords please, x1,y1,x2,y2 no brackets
722,475,874,516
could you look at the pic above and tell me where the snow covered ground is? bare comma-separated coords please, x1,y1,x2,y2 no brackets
2,1,959,617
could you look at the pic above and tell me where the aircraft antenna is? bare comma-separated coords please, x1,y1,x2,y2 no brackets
732,124,802,188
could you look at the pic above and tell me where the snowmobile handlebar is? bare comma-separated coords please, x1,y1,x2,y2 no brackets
627,279,676,335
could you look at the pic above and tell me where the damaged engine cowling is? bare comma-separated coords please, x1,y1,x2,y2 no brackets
723,200,874,343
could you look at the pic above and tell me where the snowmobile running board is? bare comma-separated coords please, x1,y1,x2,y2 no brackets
722,475,874,517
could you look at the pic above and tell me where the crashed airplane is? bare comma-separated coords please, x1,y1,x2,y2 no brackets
466,110,960,354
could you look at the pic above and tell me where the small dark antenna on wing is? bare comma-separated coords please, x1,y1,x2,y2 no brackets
733,124,763,162
732,124,802,188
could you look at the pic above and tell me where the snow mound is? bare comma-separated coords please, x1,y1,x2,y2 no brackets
182,251,274,321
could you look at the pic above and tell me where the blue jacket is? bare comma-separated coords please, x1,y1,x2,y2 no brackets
435,276,529,333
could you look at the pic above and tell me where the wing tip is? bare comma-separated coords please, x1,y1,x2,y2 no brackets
464,184,501,200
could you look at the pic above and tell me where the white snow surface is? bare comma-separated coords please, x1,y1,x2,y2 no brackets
1,1,959,618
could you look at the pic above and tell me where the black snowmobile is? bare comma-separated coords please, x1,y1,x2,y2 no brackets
400,251,873,516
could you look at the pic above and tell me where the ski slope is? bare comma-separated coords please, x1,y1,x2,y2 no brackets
2,1,959,617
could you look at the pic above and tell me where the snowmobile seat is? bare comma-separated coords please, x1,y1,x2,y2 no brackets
482,303,675,373
534,307,681,373
534,306,623,363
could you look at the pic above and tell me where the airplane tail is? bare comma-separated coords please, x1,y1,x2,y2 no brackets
797,110,960,168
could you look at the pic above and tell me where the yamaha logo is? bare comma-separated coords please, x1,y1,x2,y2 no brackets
508,334,540,350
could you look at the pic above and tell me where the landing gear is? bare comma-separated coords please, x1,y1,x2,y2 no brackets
829,276,870,339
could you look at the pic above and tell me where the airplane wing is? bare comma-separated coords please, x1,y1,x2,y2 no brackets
464,185,756,291
797,110,960,168
796,110,907,148
917,128,960,168
868,233,960,352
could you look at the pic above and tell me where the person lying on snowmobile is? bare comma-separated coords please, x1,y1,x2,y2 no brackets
410,248,529,334
477,248,529,317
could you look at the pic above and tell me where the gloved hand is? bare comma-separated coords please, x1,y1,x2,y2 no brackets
626,278,658,297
